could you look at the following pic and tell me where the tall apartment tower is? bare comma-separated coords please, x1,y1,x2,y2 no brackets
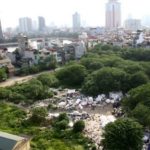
19,17,32,33
0,20,3,40
105,0,121,29
72,12,81,32
38,16,46,32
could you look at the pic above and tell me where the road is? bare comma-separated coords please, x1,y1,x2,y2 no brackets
0,70,55,88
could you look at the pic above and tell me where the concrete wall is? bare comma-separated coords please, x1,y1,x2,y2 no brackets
14,140,30,150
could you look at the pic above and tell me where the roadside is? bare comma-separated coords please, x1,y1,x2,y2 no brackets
0,69,55,87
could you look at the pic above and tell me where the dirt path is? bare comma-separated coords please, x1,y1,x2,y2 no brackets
0,70,55,87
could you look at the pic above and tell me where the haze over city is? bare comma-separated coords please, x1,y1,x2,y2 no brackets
1,0,150,28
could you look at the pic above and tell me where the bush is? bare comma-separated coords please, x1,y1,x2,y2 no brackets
30,107,48,125
56,64,87,87
29,66,40,74
73,120,85,133
0,68,7,82
55,120,68,130
9,92,26,104
37,73,59,87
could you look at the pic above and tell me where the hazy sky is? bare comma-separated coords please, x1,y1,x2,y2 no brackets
0,0,150,29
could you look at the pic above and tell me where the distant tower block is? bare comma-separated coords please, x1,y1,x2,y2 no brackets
0,20,3,40
105,0,121,29
72,12,81,32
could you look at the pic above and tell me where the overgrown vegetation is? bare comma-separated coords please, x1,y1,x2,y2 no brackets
0,79,54,104
16,55,57,76
0,68,7,82
1,44,150,149
0,103,92,150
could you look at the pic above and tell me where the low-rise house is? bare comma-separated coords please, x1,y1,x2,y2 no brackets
0,131,30,150
0,49,15,76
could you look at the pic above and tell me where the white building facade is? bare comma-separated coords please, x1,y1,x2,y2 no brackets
125,19,141,31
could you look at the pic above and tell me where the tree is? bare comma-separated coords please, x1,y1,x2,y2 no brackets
0,68,7,82
122,48,150,61
123,83,150,128
131,104,150,128
22,79,51,100
37,73,59,87
80,58,103,71
101,45,111,51
30,107,48,124
43,55,57,70
56,64,87,87
123,83,150,111
122,63,144,74
29,65,40,74
82,67,129,96
73,120,85,133
101,118,143,150
129,71,149,89
18,66,30,75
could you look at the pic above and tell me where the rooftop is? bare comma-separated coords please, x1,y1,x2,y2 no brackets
0,131,25,150
0,131,24,141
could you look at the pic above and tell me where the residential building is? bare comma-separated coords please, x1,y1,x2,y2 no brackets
74,41,86,59
63,41,86,61
72,12,81,32
0,20,3,40
0,49,15,76
19,17,32,33
17,34,29,57
0,131,30,150
105,0,121,29
38,16,46,32
125,19,141,31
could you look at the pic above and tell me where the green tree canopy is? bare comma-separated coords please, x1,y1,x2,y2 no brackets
123,83,150,127
80,58,103,71
37,73,59,87
56,64,87,87
101,118,143,150
82,67,129,96
129,71,149,89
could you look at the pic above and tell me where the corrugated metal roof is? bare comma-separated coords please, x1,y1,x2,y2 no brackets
0,131,24,150
0,131,24,141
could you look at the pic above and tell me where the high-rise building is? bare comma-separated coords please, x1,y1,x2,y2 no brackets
0,20,3,40
125,19,141,31
19,17,32,33
105,0,121,29
38,16,46,32
32,20,38,31
72,12,81,32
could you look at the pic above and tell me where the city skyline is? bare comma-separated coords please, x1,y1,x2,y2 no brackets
0,0,150,29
